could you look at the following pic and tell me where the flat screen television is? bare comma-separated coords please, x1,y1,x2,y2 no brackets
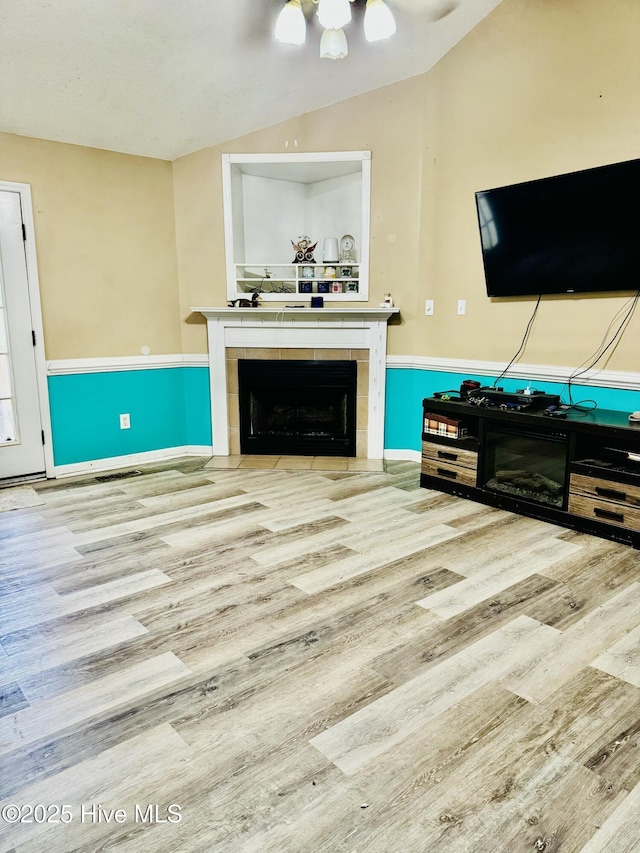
475,158,639,297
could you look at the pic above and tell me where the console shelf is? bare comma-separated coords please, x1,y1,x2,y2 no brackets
421,398,640,548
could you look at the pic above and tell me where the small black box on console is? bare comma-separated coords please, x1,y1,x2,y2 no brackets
467,388,561,410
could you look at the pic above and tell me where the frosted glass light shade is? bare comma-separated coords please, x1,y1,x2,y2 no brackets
275,0,306,44
317,0,351,30
319,27,348,59
364,0,396,42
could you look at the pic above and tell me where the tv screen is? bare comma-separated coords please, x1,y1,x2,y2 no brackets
475,158,640,297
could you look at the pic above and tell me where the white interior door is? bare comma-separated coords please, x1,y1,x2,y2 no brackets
0,190,46,480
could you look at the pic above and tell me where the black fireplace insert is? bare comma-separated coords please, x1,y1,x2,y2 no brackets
482,424,569,508
238,359,357,456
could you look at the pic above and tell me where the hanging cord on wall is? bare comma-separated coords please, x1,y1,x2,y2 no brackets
492,294,542,388
562,290,640,409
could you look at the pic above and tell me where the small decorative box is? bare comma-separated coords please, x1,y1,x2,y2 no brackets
423,412,467,439
299,281,313,293
317,281,330,294
331,282,343,294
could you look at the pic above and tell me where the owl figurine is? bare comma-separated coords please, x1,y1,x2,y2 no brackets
291,235,317,264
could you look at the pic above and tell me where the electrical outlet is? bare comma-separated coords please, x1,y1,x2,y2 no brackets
425,299,434,316
119,413,130,430
457,299,466,315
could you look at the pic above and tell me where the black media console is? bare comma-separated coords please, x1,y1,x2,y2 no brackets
421,397,640,549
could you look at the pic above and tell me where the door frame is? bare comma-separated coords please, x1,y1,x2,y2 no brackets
0,180,54,479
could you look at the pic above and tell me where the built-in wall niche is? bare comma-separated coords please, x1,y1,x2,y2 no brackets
221,151,371,302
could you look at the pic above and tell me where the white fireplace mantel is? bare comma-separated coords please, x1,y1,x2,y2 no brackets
193,306,399,459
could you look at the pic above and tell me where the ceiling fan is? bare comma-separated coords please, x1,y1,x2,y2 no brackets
275,0,397,58
274,0,459,59
391,0,457,17
293,0,458,21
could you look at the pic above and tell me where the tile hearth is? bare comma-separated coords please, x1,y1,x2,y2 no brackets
204,455,384,472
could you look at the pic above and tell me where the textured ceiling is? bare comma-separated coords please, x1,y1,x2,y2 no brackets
0,0,503,160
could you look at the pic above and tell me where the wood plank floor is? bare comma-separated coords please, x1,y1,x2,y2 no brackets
1,458,640,852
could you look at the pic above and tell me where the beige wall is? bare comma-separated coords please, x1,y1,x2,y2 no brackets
3,0,638,371
417,0,640,369
172,146,224,354
0,132,181,360
174,0,640,370
173,74,426,354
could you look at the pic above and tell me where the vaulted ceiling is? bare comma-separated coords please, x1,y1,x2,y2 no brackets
0,0,503,160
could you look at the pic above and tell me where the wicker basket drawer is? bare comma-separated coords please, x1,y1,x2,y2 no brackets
569,473,640,509
421,455,478,487
421,441,478,472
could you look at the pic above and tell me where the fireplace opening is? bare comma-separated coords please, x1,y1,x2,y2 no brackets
482,424,569,508
238,359,357,456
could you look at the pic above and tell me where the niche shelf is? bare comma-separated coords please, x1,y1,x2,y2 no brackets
221,151,371,303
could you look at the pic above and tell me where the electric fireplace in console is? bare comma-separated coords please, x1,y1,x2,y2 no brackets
238,359,357,456
482,425,569,508
421,397,640,549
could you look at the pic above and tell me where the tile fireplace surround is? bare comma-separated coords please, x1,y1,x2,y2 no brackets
193,307,399,459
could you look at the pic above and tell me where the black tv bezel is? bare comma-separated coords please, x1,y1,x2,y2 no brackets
475,158,640,299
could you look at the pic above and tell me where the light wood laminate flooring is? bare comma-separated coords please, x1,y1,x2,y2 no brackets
1,458,640,852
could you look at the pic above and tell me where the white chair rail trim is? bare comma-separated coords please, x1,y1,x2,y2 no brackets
386,355,640,391
47,354,209,375
47,353,640,392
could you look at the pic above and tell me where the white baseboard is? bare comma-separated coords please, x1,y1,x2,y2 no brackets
55,445,420,477
384,449,421,463
53,445,213,478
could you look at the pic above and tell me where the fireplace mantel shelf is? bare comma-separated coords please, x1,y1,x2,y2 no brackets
192,306,399,324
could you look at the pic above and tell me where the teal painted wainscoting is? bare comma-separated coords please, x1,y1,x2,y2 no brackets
48,366,212,466
384,365,640,454
47,359,639,467
183,365,212,448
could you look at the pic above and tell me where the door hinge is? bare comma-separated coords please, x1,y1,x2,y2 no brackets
41,430,45,445
32,330,36,347
22,222,27,242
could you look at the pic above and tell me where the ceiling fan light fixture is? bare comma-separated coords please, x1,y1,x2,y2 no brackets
364,0,396,42
316,0,352,30
275,0,306,45
319,27,348,59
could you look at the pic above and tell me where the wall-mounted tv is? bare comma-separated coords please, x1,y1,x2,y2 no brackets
475,158,639,298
